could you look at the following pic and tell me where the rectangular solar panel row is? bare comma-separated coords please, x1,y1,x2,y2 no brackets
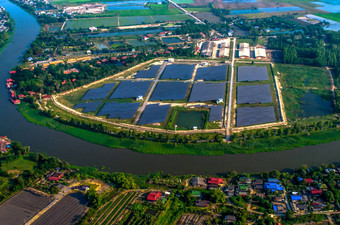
110,80,152,99
237,84,273,104
81,83,116,100
237,66,268,82
209,105,223,122
161,64,196,80
195,65,227,81
189,82,226,102
97,102,140,119
134,65,161,78
138,104,171,125
74,101,102,113
150,82,190,101
236,106,276,127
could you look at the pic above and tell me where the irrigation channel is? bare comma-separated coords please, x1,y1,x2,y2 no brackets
1,0,340,175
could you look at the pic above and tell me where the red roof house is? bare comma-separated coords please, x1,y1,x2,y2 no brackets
48,172,64,181
9,71,16,74
305,178,313,184
147,192,161,201
207,178,224,185
311,188,323,195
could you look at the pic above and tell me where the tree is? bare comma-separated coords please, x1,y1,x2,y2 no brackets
86,188,101,208
209,189,225,203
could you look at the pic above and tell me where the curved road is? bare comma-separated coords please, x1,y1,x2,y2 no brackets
0,0,340,175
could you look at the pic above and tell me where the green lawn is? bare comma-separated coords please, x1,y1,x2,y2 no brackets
186,8,211,12
1,157,36,172
315,13,340,22
172,0,194,4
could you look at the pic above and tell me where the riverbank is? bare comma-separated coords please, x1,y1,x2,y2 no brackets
18,102,340,155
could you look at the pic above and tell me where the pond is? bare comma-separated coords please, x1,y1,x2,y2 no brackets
299,90,333,118
230,7,304,15
103,0,163,11
175,111,206,129
312,1,340,13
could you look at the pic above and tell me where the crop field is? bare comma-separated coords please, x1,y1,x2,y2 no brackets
152,14,193,22
315,13,340,22
0,190,52,224
89,191,139,225
108,7,182,17
1,156,36,172
32,193,87,225
176,214,208,225
119,16,154,26
193,12,222,24
65,18,118,30
172,0,194,4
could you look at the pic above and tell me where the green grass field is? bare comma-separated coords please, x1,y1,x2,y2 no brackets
315,13,340,22
1,157,36,173
186,8,212,12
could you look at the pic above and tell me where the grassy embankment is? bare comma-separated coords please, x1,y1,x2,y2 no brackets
17,101,340,155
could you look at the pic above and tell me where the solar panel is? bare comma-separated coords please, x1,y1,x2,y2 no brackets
110,80,152,99
138,104,171,125
97,102,140,119
161,64,195,80
195,65,227,81
150,82,189,101
74,101,102,113
209,105,223,122
134,65,161,78
236,106,276,127
237,66,268,82
237,84,273,104
189,82,226,102
81,83,116,100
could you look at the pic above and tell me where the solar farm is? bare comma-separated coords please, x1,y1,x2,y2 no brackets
234,64,280,127
58,60,284,132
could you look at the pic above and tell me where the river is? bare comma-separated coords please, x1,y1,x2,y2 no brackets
0,0,339,175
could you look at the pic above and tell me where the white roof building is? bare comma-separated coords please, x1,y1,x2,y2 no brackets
255,47,266,59
239,43,250,58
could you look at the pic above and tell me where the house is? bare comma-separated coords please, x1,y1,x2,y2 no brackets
253,179,263,185
147,192,161,201
239,177,252,184
239,43,250,59
227,185,235,196
191,190,201,198
305,178,313,184
311,188,323,195
291,195,302,202
191,177,205,187
267,178,278,183
225,215,236,223
207,177,224,188
265,182,284,192
89,27,97,32
296,204,308,211
48,172,64,181
254,47,266,59
136,96,143,101
195,200,209,207
254,184,263,191
216,98,223,104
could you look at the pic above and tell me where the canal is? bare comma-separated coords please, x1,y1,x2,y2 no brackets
0,0,339,175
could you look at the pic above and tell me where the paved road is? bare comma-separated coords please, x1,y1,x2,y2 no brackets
225,37,237,140
133,61,167,124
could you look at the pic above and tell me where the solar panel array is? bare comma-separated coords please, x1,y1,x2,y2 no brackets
236,106,276,127
237,66,268,82
73,101,102,113
110,81,152,99
97,102,140,119
237,84,273,104
134,65,161,78
209,105,223,122
161,64,195,80
189,82,226,102
138,104,171,125
81,83,116,100
195,65,227,81
150,82,189,101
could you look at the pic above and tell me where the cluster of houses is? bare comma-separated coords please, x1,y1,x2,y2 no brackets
0,136,11,153
239,42,267,60
0,8,9,33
